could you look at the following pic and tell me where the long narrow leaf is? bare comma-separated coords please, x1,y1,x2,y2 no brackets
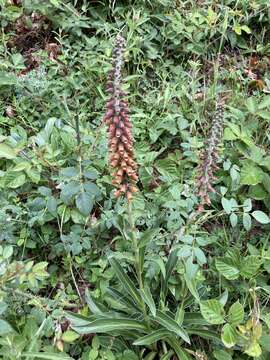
166,338,192,360
161,250,178,298
109,258,143,308
106,287,141,312
183,312,209,326
65,312,95,327
85,288,105,314
133,329,171,345
21,353,73,360
153,310,190,344
71,318,147,334
140,284,156,317
187,329,221,342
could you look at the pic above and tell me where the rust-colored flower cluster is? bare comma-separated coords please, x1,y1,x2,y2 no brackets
103,34,138,201
196,100,225,212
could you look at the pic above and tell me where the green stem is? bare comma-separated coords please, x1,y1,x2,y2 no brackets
127,201,146,315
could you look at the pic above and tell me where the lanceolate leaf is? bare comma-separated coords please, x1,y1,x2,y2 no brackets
166,337,193,360
221,323,237,348
153,310,190,344
187,329,222,342
140,284,156,317
215,257,240,280
71,318,147,334
109,258,143,308
228,301,244,325
133,329,171,345
200,300,225,325
21,353,73,360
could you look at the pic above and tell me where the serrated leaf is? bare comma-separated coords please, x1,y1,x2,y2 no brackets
240,163,264,185
200,300,225,325
240,255,262,278
221,323,236,348
215,257,239,280
228,301,244,325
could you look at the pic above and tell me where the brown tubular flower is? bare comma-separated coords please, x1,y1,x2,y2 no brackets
103,34,138,201
196,99,225,212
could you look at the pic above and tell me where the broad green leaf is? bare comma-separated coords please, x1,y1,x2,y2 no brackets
246,97,257,114
6,173,26,188
200,300,225,325
221,324,236,348
0,71,17,86
215,257,239,280
62,330,80,343
257,110,270,121
245,342,262,357
71,318,147,334
240,162,264,186
3,245,13,259
154,310,190,343
213,349,232,360
0,143,17,159
228,301,244,325
243,198,252,212
21,353,73,360
133,329,170,345
139,228,159,248
259,95,270,109
240,255,262,278
229,213,238,227
222,197,233,214
251,210,270,224
0,319,14,336
76,191,93,216
109,258,142,308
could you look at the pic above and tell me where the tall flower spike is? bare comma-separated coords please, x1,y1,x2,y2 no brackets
103,34,138,202
196,99,225,212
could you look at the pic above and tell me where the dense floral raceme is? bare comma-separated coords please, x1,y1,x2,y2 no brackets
103,34,138,201
196,100,225,212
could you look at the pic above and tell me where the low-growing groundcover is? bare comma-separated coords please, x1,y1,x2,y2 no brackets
1,0,270,359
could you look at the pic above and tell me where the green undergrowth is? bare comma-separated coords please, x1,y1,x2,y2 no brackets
0,0,270,359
